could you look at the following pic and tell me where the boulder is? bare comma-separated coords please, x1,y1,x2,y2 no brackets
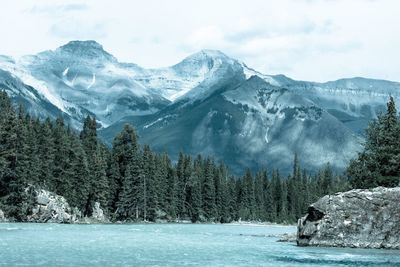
27,189,110,224
83,202,109,223
297,187,400,249
0,209,7,222
28,189,80,223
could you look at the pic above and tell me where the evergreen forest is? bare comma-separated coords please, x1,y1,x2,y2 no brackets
1,91,399,223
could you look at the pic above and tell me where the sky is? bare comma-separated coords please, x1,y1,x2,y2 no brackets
1,0,399,82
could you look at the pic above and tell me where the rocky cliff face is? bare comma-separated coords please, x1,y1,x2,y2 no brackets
297,187,400,249
26,189,108,224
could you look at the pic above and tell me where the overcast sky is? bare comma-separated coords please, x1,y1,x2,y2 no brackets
1,0,399,82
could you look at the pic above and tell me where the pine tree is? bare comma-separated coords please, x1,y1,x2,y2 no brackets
37,118,55,189
263,176,275,222
255,171,267,221
51,117,73,196
111,124,140,213
91,144,110,210
117,153,144,220
187,159,203,222
165,165,178,220
155,153,169,217
143,145,157,221
67,135,90,210
0,92,27,220
238,169,256,220
279,179,288,222
347,97,400,188
226,176,238,221
271,170,281,220
202,158,216,220
80,116,110,215
107,156,120,213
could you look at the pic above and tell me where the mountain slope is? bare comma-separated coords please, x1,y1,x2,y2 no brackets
7,41,171,128
100,76,361,174
272,75,400,135
0,68,66,121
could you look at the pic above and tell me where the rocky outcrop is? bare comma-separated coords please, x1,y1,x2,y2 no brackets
82,202,110,223
297,187,400,249
27,189,108,224
27,189,80,223
0,209,7,222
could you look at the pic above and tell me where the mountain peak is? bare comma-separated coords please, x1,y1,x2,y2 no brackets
186,49,233,62
172,49,238,74
198,49,227,58
59,40,104,50
56,40,116,62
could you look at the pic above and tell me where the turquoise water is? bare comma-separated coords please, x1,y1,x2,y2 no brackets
0,223,399,266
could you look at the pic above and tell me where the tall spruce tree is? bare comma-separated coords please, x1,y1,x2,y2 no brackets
202,158,216,220
347,97,400,188
111,124,140,213
0,92,27,219
80,116,109,215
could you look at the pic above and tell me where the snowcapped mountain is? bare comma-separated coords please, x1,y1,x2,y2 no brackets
0,41,172,128
134,49,245,102
0,40,398,173
0,41,246,128
101,76,361,173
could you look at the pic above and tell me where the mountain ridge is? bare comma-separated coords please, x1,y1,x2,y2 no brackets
0,40,398,173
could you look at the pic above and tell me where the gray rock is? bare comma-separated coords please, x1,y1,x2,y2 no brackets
277,232,297,242
27,189,109,224
0,209,7,222
26,189,110,223
27,189,79,223
297,187,400,249
84,202,109,223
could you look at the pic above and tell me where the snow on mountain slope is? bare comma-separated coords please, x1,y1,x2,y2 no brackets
0,56,68,114
0,68,67,122
1,40,398,173
0,41,172,127
100,76,361,174
132,50,245,102
0,42,249,127
272,75,400,135
221,76,361,171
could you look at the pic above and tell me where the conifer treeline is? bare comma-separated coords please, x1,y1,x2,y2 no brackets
0,91,349,223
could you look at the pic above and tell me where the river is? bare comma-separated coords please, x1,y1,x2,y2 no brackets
0,223,399,266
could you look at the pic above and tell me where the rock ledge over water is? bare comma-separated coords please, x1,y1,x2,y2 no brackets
297,187,400,249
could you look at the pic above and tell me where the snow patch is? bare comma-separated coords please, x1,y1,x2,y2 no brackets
143,115,172,129
265,127,270,143
0,60,67,113
87,73,96,89
344,220,352,226
240,62,280,86
62,67,69,76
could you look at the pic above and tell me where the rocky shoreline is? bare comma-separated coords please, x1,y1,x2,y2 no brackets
0,188,298,225
0,188,109,224
297,187,400,249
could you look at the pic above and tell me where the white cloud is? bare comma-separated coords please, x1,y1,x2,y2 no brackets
0,0,399,82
